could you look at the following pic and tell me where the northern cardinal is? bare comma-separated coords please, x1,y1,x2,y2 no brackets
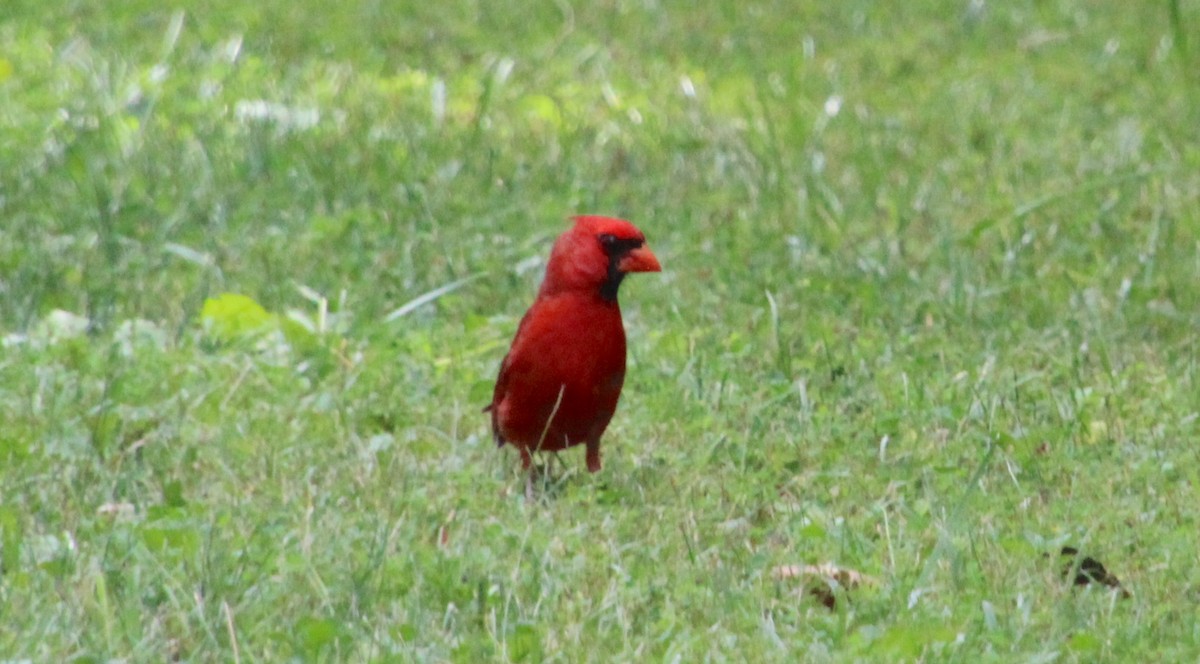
485,215,662,477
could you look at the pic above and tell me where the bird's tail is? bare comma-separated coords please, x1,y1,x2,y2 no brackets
482,403,505,447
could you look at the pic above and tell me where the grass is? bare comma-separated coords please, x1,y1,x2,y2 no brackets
2,0,1199,660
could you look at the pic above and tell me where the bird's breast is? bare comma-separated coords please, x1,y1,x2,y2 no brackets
493,292,629,447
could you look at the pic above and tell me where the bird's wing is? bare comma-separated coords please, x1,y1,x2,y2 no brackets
484,306,538,445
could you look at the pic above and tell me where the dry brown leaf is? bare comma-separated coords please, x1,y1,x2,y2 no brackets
1057,547,1130,598
772,563,877,610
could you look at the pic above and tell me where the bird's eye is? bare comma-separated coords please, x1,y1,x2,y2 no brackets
597,233,642,253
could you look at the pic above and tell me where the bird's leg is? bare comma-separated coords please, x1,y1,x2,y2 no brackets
585,438,602,473
520,446,536,501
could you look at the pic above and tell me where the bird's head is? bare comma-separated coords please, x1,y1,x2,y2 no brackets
540,215,661,301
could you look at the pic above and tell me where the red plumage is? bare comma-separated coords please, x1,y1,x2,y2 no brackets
486,215,661,473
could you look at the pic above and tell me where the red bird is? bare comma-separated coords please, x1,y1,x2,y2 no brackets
486,215,662,476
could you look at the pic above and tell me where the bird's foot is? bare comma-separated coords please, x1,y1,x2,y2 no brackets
522,454,572,502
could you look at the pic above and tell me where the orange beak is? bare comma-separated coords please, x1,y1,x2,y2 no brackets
618,245,662,273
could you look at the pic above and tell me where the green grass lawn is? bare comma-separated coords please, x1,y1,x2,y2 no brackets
3,1,1199,660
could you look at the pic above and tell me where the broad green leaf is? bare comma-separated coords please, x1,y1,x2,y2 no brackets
201,293,275,341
